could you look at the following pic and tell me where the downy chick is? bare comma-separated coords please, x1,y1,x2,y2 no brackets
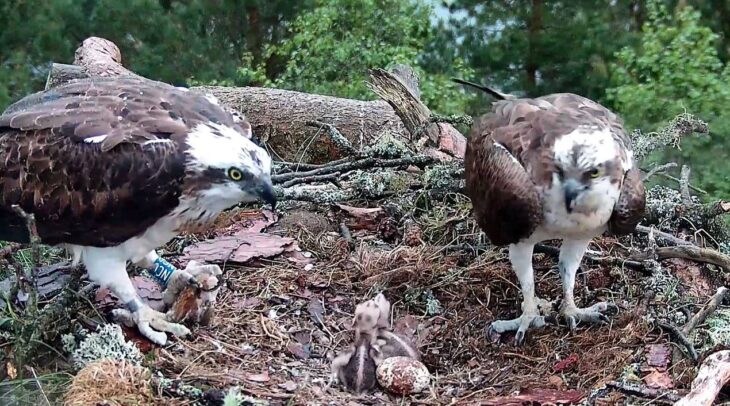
330,329,379,394
369,294,420,365
372,330,420,366
352,295,386,344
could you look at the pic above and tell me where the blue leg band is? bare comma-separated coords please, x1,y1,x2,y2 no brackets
149,257,178,287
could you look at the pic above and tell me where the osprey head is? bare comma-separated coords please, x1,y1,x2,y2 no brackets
184,120,275,210
551,127,628,215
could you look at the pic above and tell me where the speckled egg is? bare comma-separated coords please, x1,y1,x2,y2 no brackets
376,356,430,395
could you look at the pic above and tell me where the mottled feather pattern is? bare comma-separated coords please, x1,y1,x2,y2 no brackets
0,76,250,247
465,92,645,245
608,167,646,235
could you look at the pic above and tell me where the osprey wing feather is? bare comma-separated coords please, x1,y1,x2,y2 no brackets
0,76,274,346
0,76,262,247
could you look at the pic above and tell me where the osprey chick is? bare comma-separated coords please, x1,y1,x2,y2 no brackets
0,77,275,345
460,80,645,344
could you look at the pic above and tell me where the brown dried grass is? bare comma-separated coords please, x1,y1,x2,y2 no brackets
64,359,160,406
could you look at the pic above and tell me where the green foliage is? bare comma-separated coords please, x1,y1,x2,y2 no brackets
608,1,730,129
0,0,309,110
441,0,640,113
607,0,730,198
265,0,475,115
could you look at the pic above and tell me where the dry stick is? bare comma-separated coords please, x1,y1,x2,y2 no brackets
534,244,644,270
680,165,693,204
280,172,341,188
605,381,681,404
656,172,709,195
10,205,40,310
682,286,728,336
305,120,359,156
642,162,678,181
635,225,695,246
271,155,434,184
630,245,730,271
657,321,699,362
675,350,730,406
657,287,727,363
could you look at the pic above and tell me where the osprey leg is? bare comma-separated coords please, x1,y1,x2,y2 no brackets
83,248,191,346
488,242,546,345
558,238,614,330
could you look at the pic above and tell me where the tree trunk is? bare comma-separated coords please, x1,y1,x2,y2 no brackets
193,85,409,163
526,0,543,94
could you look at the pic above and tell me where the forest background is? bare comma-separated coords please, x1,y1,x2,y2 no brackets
2,0,728,197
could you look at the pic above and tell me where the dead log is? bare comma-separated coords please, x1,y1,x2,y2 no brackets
674,350,730,406
44,37,465,164
193,84,408,163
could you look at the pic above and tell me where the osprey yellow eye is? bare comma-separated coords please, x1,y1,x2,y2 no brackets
228,168,243,181
588,168,600,178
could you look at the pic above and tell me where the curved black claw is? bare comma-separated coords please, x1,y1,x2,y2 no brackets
486,325,501,343
187,276,201,289
515,330,527,346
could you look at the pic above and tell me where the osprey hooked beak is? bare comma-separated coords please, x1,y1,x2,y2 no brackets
563,179,585,213
256,178,277,211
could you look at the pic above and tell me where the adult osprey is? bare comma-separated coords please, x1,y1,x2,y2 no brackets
459,80,645,344
0,76,275,345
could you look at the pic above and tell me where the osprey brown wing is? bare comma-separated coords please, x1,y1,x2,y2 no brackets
0,77,239,247
465,102,544,246
608,167,646,235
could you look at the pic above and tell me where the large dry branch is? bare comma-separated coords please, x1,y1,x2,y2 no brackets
675,350,730,406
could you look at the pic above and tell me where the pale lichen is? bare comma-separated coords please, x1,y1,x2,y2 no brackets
423,163,463,191
351,169,411,199
65,324,143,370
154,372,205,400
693,308,730,352
222,387,269,406
364,132,413,159
644,185,729,241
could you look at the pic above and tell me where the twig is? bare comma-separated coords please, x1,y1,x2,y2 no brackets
656,172,708,195
642,162,677,181
675,350,730,406
272,155,433,184
631,245,730,272
631,113,709,162
657,321,699,362
605,380,681,404
429,113,473,127
305,120,359,156
682,286,728,336
275,157,350,171
281,172,341,188
534,244,644,270
680,165,692,204
635,225,694,246
29,367,51,406
10,205,39,312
